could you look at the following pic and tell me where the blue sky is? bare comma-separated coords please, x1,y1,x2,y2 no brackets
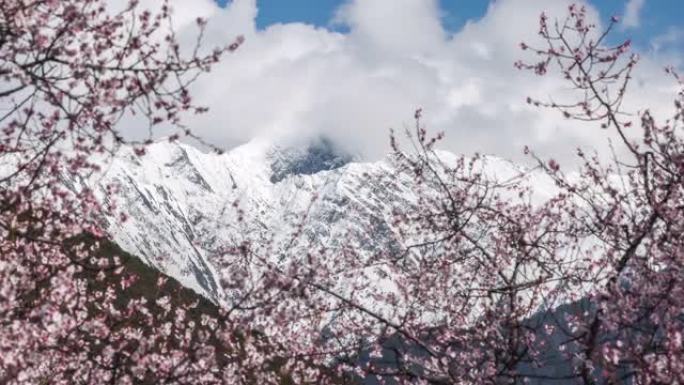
215,0,682,52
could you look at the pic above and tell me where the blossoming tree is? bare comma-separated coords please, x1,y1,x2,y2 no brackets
0,1,266,384
1,1,681,384
209,5,683,385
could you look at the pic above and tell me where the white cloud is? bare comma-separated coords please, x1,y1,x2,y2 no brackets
333,0,445,55
115,0,680,164
623,0,645,29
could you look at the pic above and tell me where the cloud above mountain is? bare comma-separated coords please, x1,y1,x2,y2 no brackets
622,0,646,29
117,0,681,163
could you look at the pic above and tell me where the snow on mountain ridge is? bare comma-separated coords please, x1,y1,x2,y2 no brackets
86,138,554,307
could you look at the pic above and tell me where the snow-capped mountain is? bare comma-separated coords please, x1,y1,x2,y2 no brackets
83,138,555,304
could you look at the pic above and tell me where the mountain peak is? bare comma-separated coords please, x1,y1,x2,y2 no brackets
267,137,353,183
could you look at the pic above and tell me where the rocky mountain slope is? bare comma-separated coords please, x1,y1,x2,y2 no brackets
80,138,555,306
